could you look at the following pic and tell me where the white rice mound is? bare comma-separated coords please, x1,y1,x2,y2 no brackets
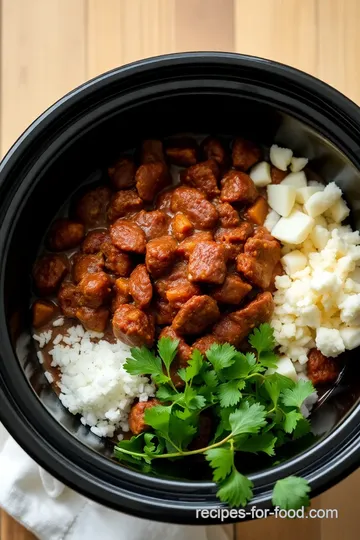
34,325,156,438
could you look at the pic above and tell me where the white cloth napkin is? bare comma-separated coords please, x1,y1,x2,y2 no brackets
0,424,232,540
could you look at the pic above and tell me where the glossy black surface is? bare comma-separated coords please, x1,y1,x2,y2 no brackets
1,53,360,523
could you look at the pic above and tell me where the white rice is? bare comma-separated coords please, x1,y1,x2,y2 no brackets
35,325,155,438
53,317,65,327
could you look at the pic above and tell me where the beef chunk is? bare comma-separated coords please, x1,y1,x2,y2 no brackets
72,252,104,284
188,242,226,285
232,137,261,171
236,234,281,289
212,274,252,304
101,235,132,276
129,264,153,309
171,213,194,241
76,187,112,227
165,137,198,167
108,157,136,190
82,230,108,254
78,271,112,308
112,304,155,347
172,295,220,335
140,139,165,164
216,202,240,228
111,278,131,312
220,171,258,205
214,223,254,244
32,300,57,329
128,399,160,435
146,236,177,278
135,162,171,202
58,283,83,318
47,219,85,251
152,298,178,326
245,197,269,226
171,187,218,230
213,292,274,346
192,335,220,355
133,210,169,240
76,306,109,333
107,190,144,222
110,220,146,254
176,231,213,258
181,159,220,198
159,326,192,387
155,190,174,215
201,136,228,168
271,166,287,184
166,281,200,309
307,349,341,386
33,254,68,296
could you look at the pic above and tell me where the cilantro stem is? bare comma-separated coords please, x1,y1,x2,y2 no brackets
246,373,266,381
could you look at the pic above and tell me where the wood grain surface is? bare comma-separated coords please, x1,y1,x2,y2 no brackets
1,0,360,538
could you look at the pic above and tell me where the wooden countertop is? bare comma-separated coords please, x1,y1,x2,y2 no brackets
1,1,360,538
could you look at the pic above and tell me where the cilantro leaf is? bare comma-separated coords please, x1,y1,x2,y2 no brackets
217,380,245,408
169,414,197,450
229,402,267,436
259,351,278,369
184,386,206,410
281,379,315,409
223,352,256,379
156,385,178,402
124,347,168,384
272,476,310,510
206,343,237,373
201,368,218,389
264,373,295,408
293,418,311,439
144,405,172,437
217,469,254,508
283,410,303,434
235,433,277,456
114,434,146,465
184,349,204,381
248,323,275,354
205,446,233,482
143,433,165,462
158,337,179,372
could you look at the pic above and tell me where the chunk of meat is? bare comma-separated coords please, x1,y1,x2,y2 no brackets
101,236,132,276
141,139,165,164
171,187,218,229
223,243,244,262
307,349,341,386
212,274,252,304
192,335,220,355
172,295,220,335
213,292,274,346
220,171,258,205
108,157,136,190
166,281,200,309
72,252,104,284
110,220,146,254
135,162,171,202
245,197,269,226
155,261,189,299
176,231,213,258
159,326,192,387
165,137,198,167
33,254,68,296
171,213,194,241
129,264,153,309
75,187,112,227
264,261,284,293
201,136,228,168
112,304,155,347
236,235,281,289
128,399,160,435
133,210,169,240
232,137,261,171
76,306,109,333
181,159,220,198
216,202,240,228
78,271,112,308
107,190,144,222
155,190,174,215
188,242,226,285
145,236,177,278
111,277,131,312
271,166,287,184
214,223,254,244
82,230,108,254
47,219,85,252
32,300,57,328
58,283,83,318
152,298,178,326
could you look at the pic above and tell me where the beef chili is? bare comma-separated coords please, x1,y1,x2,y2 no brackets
31,134,340,442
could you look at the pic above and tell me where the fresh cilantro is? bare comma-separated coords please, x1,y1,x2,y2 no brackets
217,380,245,408
202,369,218,389
205,446,233,482
264,373,294,408
184,349,204,381
169,415,197,450
293,418,311,439
249,323,275,354
229,402,267,436
124,347,168,384
144,405,172,437
217,469,254,508
222,352,255,379
206,343,237,372
158,336,179,372
272,476,311,510
183,386,206,410
283,410,304,434
281,379,315,409
259,351,279,369
156,385,178,402
235,433,277,456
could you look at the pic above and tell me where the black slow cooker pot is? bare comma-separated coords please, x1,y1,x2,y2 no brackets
1,52,360,524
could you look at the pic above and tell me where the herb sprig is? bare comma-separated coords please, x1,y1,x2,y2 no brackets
114,324,315,510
